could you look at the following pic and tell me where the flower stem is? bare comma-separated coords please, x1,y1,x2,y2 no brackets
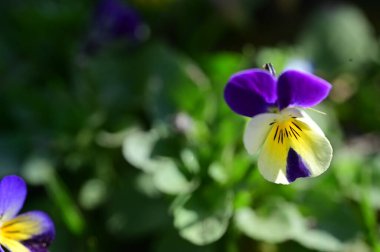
359,167,380,252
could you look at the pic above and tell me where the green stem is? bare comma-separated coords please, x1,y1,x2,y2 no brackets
359,167,380,251
46,171,85,235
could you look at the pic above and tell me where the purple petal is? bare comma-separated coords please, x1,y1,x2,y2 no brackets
286,148,311,182
0,175,27,221
95,0,141,38
224,69,277,117
85,0,143,54
20,211,56,252
277,70,332,110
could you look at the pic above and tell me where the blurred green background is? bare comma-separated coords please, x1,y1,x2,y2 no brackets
1,0,380,251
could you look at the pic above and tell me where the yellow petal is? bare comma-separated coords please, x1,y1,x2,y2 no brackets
1,214,42,241
258,120,290,184
0,237,29,252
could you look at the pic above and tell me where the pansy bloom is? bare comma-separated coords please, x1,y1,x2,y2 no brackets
94,0,142,39
224,65,333,184
84,0,145,54
0,175,55,252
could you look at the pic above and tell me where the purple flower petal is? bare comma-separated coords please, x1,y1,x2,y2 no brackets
84,0,144,55
224,69,277,117
286,148,311,182
277,70,332,110
95,0,141,39
19,211,56,252
0,175,27,221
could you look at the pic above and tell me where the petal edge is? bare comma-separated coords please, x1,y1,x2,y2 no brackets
224,69,277,117
277,70,331,110
0,175,27,221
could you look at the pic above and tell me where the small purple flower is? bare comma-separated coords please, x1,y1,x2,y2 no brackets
85,0,146,54
95,0,141,38
0,175,55,252
224,65,333,184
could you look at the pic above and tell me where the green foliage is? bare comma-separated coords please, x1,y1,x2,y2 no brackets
173,188,233,245
300,5,378,73
236,201,343,251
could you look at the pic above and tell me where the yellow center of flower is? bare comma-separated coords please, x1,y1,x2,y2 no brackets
0,216,42,252
269,115,303,145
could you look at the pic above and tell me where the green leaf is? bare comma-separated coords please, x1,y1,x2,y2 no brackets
233,190,252,209
154,230,215,252
122,128,159,171
295,230,343,252
78,178,107,210
22,157,54,185
180,149,200,174
150,157,196,195
208,162,228,185
236,200,345,251
173,188,233,245
235,202,305,243
135,173,161,197
123,127,196,195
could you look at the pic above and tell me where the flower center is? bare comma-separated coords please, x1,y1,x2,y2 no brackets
268,106,279,113
268,111,303,145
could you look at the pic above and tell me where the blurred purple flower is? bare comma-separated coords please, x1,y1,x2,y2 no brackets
95,0,141,38
84,0,147,54
0,175,55,252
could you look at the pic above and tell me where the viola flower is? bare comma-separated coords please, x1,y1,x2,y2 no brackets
94,0,142,39
0,175,55,252
84,0,147,54
224,65,333,184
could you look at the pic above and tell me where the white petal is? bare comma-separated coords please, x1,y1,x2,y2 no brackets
243,113,278,155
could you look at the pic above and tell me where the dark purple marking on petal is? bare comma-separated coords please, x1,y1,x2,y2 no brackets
286,148,311,182
0,245,4,252
224,69,277,117
277,70,332,110
21,211,55,252
0,175,27,221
